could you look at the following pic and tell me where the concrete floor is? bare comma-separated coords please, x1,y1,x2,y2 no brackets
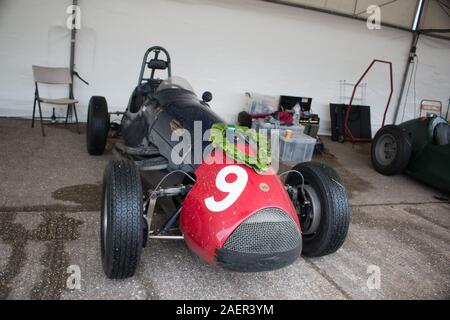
0,118,449,300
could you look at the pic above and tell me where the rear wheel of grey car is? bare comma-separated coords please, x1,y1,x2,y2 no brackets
87,96,109,155
371,125,411,176
101,160,143,279
286,162,350,257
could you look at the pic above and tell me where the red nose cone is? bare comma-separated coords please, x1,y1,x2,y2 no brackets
180,150,301,271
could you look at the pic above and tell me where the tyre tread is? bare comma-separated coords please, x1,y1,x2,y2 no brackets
87,96,109,155
103,160,143,279
287,162,350,257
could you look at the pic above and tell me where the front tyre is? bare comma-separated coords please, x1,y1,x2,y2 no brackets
101,160,143,279
286,162,350,257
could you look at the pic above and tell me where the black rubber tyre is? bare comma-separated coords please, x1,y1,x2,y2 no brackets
286,162,350,257
371,125,411,176
101,160,143,279
87,96,109,155
321,163,342,183
129,93,144,113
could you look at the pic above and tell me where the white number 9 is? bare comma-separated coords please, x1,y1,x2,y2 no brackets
204,166,248,212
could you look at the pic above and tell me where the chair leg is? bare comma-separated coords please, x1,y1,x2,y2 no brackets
65,104,70,126
73,104,80,134
32,98,37,128
37,100,45,136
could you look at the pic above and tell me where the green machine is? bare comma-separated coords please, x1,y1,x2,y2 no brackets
300,118,320,138
371,116,450,194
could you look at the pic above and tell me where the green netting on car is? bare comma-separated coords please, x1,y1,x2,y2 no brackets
209,123,271,173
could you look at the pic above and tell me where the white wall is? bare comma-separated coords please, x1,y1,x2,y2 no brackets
398,35,450,122
0,0,449,135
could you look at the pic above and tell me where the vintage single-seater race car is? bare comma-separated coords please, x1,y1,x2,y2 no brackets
371,115,450,194
86,46,350,279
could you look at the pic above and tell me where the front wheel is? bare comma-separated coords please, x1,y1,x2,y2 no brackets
286,162,350,257
101,160,143,279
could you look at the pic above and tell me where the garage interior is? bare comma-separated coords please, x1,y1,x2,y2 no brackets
0,0,449,300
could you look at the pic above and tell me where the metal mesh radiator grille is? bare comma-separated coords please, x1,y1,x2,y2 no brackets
222,208,301,254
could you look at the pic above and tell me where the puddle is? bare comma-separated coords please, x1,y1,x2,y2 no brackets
0,212,83,299
314,149,373,199
350,143,372,156
0,213,27,299
0,183,100,298
52,184,102,211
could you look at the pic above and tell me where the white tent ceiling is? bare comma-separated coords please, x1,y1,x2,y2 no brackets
262,0,450,34
420,0,450,30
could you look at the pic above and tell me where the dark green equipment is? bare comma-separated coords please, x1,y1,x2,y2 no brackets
371,116,450,194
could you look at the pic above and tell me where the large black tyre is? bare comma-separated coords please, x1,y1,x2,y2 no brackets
101,160,143,279
87,96,109,155
371,125,411,176
129,93,144,113
286,162,350,257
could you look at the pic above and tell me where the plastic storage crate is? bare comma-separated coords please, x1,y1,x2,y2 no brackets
279,133,316,164
245,92,279,115
253,120,305,136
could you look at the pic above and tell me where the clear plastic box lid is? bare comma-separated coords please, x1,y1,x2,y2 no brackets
280,133,316,143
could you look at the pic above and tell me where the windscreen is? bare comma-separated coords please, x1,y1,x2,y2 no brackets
156,76,194,93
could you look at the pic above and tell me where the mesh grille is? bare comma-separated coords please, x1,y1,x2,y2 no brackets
223,208,301,254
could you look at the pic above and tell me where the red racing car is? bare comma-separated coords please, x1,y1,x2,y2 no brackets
86,47,350,278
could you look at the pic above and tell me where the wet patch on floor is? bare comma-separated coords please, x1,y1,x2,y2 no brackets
349,143,372,156
52,183,102,211
314,149,373,198
0,213,27,299
0,204,91,213
0,212,83,299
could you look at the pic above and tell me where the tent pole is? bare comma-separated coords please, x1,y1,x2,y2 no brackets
69,0,78,100
392,32,420,124
65,0,78,122
392,0,426,124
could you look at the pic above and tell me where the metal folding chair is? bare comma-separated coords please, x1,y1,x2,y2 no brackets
419,99,443,118
32,65,80,136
